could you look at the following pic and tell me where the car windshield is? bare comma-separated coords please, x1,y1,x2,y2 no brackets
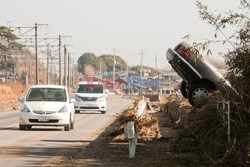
77,84,103,94
26,88,67,102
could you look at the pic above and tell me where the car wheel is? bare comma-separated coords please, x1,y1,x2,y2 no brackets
101,111,106,114
26,125,32,130
75,110,80,114
187,83,211,108
64,124,70,131
19,124,25,130
70,119,74,130
65,115,72,131
180,80,189,98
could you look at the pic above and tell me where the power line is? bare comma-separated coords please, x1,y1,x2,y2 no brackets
10,23,48,84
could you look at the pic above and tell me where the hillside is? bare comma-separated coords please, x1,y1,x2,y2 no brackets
130,65,158,76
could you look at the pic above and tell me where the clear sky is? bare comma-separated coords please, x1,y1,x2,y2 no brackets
0,0,240,69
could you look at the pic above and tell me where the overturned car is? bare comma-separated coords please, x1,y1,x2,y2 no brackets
166,42,227,107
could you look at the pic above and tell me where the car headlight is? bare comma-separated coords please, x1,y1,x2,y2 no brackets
75,95,82,102
98,96,106,102
58,105,68,113
20,104,30,112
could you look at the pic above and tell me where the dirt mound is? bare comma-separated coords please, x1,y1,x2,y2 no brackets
0,83,28,100
0,83,30,111
0,84,18,101
163,93,192,125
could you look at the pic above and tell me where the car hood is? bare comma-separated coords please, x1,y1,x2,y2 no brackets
76,93,104,98
25,101,66,112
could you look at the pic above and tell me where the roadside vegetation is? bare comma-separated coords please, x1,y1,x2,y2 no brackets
176,0,250,166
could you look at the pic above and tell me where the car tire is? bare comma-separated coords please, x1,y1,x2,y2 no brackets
180,80,189,98
187,83,211,108
101,111,106,114
75,110,80,114
19,124,25,130
65,115,72,131
70,119,74,130
64,124,70,131
26,125,32,130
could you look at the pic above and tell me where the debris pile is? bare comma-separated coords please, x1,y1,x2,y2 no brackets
137,113,159,140
108,98,160,141
164,91,250,166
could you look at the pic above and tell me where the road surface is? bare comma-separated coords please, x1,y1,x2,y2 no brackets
0,95,133,167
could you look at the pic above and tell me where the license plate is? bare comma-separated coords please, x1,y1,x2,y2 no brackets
38,117,49,122
86,104,93,107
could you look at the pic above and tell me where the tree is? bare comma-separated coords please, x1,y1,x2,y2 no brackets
0,26,21,53
99,54,127,71
77,52,99,75
77,53,128,76
196,0,250,106
192,0,250,165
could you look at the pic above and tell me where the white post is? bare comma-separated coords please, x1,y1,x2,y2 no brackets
124,121,137,158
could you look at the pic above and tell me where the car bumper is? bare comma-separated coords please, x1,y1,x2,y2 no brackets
19,112,70,126
74,100,106,111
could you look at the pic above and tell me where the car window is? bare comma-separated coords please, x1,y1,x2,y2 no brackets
77,84,104,94
26,88,67,102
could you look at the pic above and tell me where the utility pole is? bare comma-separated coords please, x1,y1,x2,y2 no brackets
72,59,74,86
99,60,102,80
67,52,70,87
5,55,7,82
155,54,158,78
139,50,144,94
112,48,117,90
58,34,62,85
9,23,48,84
64,44,67,86
28,63,31,84
126,61,129,78
47,43,50,84
34,23,39,84
139,50,144,79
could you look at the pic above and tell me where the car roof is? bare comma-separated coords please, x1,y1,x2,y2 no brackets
30,85,66,89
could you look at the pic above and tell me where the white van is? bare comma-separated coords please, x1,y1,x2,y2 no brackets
74,81,107,114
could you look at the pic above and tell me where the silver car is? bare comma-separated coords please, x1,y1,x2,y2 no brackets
166,42,227,107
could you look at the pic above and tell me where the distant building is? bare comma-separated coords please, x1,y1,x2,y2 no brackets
161,70,181,82
0,75,6,82
158,71,181,95
161,82,175,95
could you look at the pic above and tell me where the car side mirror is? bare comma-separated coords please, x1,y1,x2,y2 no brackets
18,98,24,103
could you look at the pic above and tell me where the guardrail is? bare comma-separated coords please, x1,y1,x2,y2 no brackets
123,96,146,158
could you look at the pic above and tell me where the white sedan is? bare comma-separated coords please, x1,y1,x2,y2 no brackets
19,85,75,131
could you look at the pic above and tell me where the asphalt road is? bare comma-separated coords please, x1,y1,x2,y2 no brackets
0,95,134,167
